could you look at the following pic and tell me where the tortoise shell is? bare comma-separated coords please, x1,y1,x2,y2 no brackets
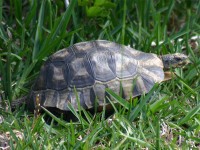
30,40,164,111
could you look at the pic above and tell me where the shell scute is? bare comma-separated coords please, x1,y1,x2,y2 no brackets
46,62,68,90
68,57,95,88
89,50,116,82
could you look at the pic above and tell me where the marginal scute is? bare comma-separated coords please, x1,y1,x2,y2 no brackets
93,83,107,104
81,88,95,109
142,66,164,82
139,66,164,83
134,76,151,95
66,90,85,110
56,89,70,110
121,78,136,98
43,89,57,108
106,80,121,102
107,80,121,96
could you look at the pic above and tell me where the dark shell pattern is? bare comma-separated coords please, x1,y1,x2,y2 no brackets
31,40,164,111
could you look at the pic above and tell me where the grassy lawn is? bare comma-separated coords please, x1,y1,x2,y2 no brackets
0,0,200,149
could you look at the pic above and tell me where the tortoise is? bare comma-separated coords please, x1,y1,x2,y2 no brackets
0,40,191,150
12,40,190,114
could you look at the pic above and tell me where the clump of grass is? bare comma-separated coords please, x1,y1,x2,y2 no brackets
0,0,200,149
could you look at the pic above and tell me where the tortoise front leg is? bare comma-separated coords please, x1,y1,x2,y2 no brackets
164,72,175,81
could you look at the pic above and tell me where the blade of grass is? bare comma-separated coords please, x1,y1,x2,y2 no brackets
0,27,21,52
144,0,151,30
177,104,200,125
74,87,89,126
32,0,46,60
41,106,79,127
81,108,93,123
69,121,76,147
155,117,160,150
107,96,119,113
24,0,37,27
163,0,174,39
0,0,2,22
129,84,158,121
6,42,12,102
114,137,127,150
13,0,22,23
38,0,78,60
177,75,198,97
120,0,126,44
106,88,129,110
157,29,190,50
0,55,6,100
23,116,39,149
67,102,88,126
13,61,37,98
47,0,53,30
149,96,169,114
0,52,22,60
119,132,153,149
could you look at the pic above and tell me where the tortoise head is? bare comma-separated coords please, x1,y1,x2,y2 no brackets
161,53,190,70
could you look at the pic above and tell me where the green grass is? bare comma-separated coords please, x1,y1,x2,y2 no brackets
0,0,200,149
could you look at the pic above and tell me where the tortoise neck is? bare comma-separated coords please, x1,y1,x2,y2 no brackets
160,54,172,70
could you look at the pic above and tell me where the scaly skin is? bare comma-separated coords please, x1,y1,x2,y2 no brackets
161,53,190,70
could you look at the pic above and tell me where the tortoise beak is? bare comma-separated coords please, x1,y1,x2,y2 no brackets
179,57,191,68
185,58,191,65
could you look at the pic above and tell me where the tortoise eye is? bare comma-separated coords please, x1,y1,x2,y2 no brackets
175,57,182,61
